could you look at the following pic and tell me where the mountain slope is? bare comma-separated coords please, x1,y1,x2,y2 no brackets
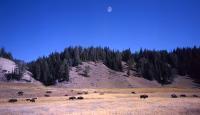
0,58,35,82
0,57,198,88
56,61,198,88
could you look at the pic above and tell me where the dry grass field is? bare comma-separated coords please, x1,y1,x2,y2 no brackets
0,83,200,115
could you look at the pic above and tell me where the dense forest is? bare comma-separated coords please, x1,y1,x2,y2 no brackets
28,47,123,85
1,46,200,86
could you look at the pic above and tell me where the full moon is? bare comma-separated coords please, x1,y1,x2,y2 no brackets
107,6,112,13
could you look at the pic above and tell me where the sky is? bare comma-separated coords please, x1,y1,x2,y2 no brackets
0,0,200,62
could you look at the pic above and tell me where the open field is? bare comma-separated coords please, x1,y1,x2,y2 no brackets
0,83,200,115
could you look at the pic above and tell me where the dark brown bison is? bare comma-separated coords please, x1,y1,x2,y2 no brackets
8,99,17,103
192,95,199,97
17,91,24,96
77,96,84,100
171,94,178,98
26,99,31,101
69,96,76,100
180,94,186,97
77,92,83,95
140,95,148,99
131,92,136,94
83,91,88,94
26,98,37,102
44,94,50,97
46,91,52,93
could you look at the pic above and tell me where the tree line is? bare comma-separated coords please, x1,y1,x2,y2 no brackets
1,46,200,86
28,46,123,85
0,48,13,60
134,46,200,85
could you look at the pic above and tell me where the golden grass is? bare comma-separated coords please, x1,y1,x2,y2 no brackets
0,83,200,115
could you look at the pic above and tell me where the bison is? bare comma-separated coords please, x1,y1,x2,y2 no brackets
8,99,17,103
140,95,148,99
26,99,31,101
77,96,84,100
131,92,136,94
192,95,199,98
69,96,76,100
30,98,35,102
44,94,50,97
171,94,178,98
46,91,52,93
17,91,24,96
77,92,83,95
83,91,88,94
180,94,186,97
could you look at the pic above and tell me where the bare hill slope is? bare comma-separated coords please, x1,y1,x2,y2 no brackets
0,58,36,83
57,61,198,88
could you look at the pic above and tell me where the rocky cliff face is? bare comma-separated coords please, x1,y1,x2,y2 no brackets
0,57,35,82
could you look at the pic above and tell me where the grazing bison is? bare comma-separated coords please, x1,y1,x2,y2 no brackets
131,92,136,94
94,91,97,93
69,96,76,100
8,99,17,103
77,96,84,100
140,95,148,99
77,92,83,95
171,94,178,98
17,91,24,96
83,91,88,94
30,98,35,102
180,94,186,97
192,95,199,97
46,91,52,93
44,94,50,97
26,99,31,101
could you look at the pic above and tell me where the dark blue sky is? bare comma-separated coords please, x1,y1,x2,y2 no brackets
0,0,200,61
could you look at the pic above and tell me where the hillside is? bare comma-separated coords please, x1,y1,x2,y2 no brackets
56,61,198,88
0,57,198,88
0,58,35,83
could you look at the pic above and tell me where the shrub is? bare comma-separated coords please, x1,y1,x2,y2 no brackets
82,66,90,77
99,92,104,95
32,97,37,100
